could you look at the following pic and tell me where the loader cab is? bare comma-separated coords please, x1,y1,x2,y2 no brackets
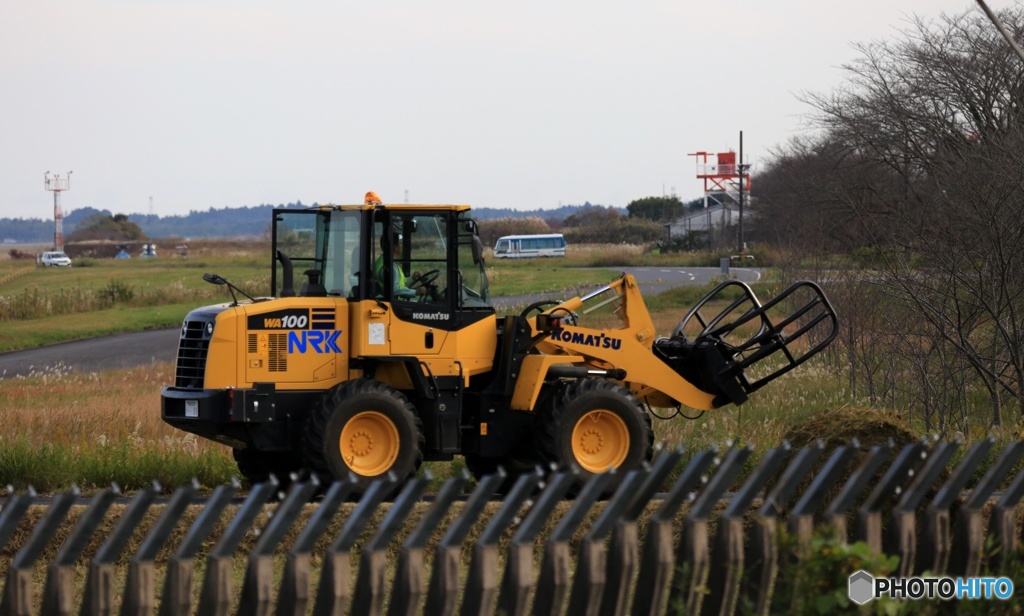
270,205,493,328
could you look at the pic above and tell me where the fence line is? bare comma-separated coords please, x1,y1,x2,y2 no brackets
1,438,1023,615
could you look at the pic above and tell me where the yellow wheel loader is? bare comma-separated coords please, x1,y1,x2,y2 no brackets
161,196,838,494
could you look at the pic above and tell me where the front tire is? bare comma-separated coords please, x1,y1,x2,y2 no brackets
538,379,653,489
304,379,424,494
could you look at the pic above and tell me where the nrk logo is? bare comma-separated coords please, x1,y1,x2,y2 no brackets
550,329,623,350
287,330,343,354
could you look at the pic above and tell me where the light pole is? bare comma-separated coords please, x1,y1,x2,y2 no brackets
44,171,72,252
738,161,750,253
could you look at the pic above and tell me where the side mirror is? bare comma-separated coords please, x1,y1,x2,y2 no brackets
203,273,226,285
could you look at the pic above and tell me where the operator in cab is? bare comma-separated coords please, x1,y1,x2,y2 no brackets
374,231,426,300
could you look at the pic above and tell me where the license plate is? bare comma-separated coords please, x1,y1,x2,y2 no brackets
185,400,199,418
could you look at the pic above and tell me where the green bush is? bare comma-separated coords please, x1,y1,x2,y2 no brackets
96,278,136,304
774,533,901,614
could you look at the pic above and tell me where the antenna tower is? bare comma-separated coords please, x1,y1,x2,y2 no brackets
44,171,72,252
688,132,751,250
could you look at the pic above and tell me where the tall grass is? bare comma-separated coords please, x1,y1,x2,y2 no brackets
0,275,269,322
0,363,234,492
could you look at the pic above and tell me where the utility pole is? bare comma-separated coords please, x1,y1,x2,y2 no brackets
44,171,72,252
737,131,750,254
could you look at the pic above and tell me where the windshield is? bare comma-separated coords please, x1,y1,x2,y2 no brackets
272,208,361,297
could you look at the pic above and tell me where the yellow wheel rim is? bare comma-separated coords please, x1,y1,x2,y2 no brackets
339,411,400,477
571,409,630,473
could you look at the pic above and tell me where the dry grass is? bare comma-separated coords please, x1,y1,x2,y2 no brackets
0,363,234,492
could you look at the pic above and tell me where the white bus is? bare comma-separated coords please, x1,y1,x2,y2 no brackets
493,233,567,259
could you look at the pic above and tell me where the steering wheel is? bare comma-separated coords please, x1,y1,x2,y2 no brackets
410,269,440,289
520,300,560,318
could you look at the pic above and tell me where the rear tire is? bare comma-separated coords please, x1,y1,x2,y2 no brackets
232,447,303,494
304,379,424,494
538,379,653,490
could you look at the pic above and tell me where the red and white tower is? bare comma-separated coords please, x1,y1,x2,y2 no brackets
689,136,751,251
688,150,750,206
44,171,72,252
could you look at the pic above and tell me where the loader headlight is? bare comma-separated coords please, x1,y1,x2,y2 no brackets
205,322,214,337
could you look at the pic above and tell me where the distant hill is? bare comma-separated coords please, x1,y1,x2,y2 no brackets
0,201,624,242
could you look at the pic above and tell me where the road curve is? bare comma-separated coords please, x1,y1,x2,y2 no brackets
0,266,763,378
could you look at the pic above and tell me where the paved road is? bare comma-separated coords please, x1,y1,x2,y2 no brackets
0,266,763,378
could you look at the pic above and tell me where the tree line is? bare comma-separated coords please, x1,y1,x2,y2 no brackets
750,5,1024,430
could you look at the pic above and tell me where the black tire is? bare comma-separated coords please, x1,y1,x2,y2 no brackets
232,447,304,494
538,379,653,489
304,379,424,494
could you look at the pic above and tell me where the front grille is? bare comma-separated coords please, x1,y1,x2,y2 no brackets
268,333,287,372
175,320,211,388
247,332,288,372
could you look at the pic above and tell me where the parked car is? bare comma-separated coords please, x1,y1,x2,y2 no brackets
41,251,72,267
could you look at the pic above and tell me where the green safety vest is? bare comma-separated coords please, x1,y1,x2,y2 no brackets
373,255,405,288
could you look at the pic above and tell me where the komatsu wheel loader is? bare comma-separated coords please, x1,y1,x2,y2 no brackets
161,194,838,493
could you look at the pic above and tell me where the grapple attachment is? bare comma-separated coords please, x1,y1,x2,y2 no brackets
654,279,838,407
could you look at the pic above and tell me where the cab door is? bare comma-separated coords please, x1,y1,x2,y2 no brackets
381,211,452,355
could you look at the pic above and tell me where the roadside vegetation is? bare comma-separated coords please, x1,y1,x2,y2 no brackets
0,241,747,352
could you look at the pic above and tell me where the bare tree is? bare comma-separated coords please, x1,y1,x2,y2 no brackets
756,6,1024,425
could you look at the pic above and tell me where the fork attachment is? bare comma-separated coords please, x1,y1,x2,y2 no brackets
654,279,838,407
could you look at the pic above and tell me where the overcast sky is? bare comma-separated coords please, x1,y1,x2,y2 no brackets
0,0,999,220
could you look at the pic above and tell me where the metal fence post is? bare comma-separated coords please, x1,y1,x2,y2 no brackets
0,486,78,616
196,477,279,616
41,485,120,616
705,444,789,616
923,439,992,576
638,445,735,616
952,441,1024,577
674,446,751,616
122,480,198,616
646,448,716,616
747,443,823,615
601,449,687,616
824,441,892,543
990,462,1024,573
159,479,239,616
533,470,616,616
351,474,431,616
82,482,159,616
0,488,34,556
788,444,855,555
460,469,543,616
889,441,958,578
424,470,505,616
238,476,320,616
277,477,355,616
565,469,646,616
313,474,397,616
388,473,467,616
857,441,924,553
497,471,576,616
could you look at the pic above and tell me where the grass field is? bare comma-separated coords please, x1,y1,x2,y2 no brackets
6,240,1018,491
0,244,624,351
